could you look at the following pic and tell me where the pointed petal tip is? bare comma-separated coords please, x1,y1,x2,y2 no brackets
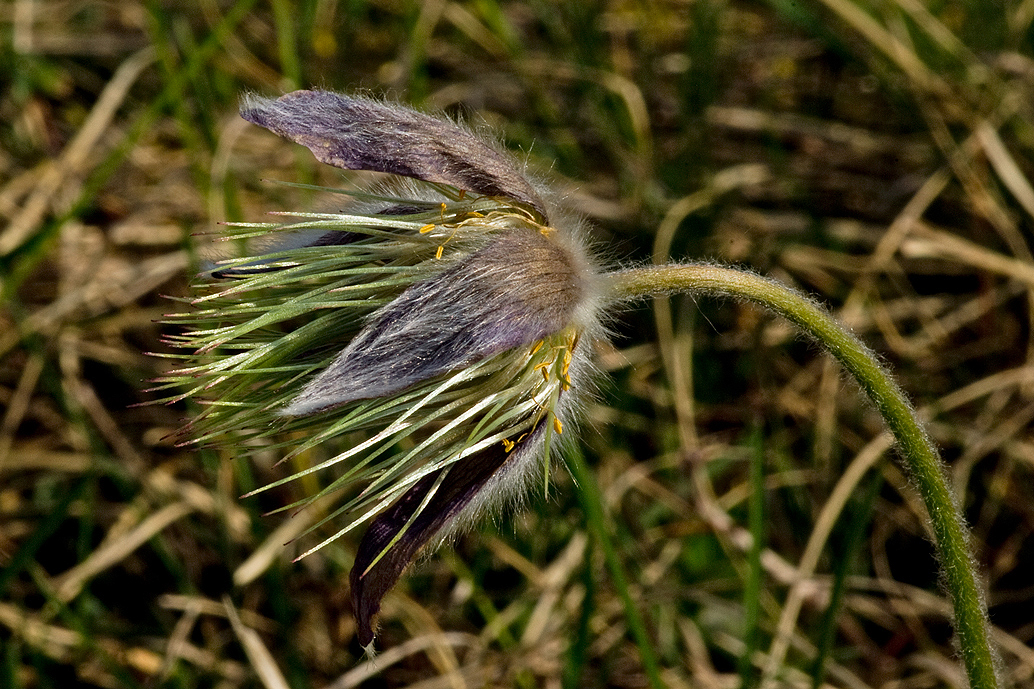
278,396,330,418
280,371,374,417
238,91,286,122
239,89,329,134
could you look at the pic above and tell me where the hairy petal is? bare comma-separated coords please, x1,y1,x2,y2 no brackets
350,418,543,647
283,228,586,415
240,90,548,221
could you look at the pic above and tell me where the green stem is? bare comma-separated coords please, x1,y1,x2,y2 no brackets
607,263,998,689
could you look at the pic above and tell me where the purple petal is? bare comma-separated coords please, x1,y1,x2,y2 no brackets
350,421,540,646
241,90,548,221
283,227,586,415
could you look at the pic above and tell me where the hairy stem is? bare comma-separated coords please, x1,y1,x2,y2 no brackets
607,263,998,689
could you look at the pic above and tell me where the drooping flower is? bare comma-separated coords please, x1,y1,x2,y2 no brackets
155,90,606,646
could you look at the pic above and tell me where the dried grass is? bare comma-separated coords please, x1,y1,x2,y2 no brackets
2,1,1033,687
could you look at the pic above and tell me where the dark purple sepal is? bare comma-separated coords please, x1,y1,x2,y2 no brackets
350,438,515,647
240,90,548,221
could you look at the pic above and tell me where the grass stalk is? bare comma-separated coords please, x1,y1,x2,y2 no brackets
566,448,666,689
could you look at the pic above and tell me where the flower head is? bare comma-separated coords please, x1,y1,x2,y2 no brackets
156,90,606,646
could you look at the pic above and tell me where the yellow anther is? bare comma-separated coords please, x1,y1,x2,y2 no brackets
553,417,563,434
530,340,544,356
458,190,466,200
435,245,444,260
419,224,436,234
505,432,529,451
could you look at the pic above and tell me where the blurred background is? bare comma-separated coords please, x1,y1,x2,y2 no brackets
2,1,1034,687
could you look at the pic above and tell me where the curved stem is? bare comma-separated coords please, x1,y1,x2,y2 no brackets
607,263,998,689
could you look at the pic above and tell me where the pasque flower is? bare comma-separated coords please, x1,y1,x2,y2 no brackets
157,90,606,646
155,91,996,685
